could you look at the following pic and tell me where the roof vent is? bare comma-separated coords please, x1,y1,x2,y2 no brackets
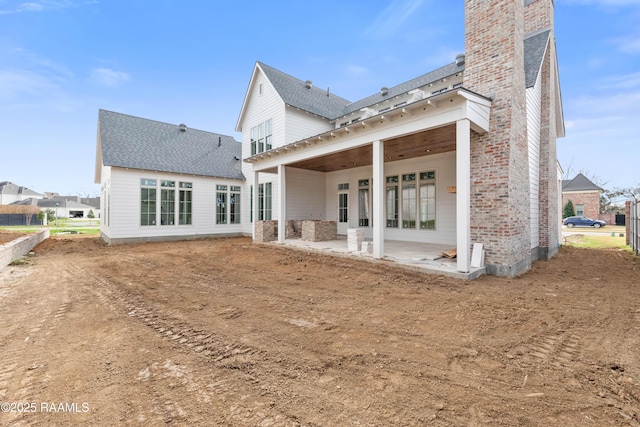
455,53,465,66
218,136,222,147
305,80,312,89
179,123,187,132
380,86,389,96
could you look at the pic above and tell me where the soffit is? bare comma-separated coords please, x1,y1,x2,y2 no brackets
287,125,456,173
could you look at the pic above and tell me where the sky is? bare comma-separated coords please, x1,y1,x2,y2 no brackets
1,0,639,198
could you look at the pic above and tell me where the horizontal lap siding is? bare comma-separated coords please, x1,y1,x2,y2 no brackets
284,107,333,146
108,168,243,239
527,81,542,249
240,69,286,233
286,168,326,220
325,152,457,245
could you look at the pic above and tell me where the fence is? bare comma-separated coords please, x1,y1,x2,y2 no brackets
0,214,43,226
630,199,639,256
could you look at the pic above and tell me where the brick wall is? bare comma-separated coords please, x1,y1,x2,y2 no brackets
562,192,601,219
533,1,560,259
524,0,553,34
465,0,531,276
301,220,336,242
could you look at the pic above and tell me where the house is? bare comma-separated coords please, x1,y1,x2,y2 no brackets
12,197,99,219
0,181,43,205
96,0,564,277
562,173,603,219
237,0,564,277
94,110,244,244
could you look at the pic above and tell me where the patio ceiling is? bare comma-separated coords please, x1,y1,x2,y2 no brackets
287,124,456,172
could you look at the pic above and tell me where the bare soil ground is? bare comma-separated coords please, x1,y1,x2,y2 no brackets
0,231,30,245
1,234,639,426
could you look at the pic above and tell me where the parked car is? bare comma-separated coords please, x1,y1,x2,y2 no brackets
563,216,606,228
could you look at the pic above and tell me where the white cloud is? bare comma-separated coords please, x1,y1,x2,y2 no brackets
13,47,75,80
0,69,79,111
346,64,369,77
598,71,640,90
613,34,640,54
0,1,97,14
362,0,424,39
89,67,130,87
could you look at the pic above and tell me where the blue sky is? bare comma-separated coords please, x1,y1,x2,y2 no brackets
1,0,639,197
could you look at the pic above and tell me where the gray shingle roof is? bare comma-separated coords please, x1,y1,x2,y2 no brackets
99,110,244,180
562,173,603,192
257,62,352,120
342,61,465,116
524,29,551,88
261,33,544,121
259,61,465,121
0,181,43,197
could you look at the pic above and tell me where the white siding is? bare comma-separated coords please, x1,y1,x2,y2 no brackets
324,152,457,245
100,165,112,235
239,69,286,233
284,107,333,145
105,167,244,241
285,167,326,220
527,77,542,250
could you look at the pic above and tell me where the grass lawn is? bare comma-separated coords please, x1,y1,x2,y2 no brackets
0,225,100,235
563,225,631,251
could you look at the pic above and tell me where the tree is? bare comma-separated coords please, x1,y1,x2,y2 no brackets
563,200,575,218
611,185,640,201
87,210,95,225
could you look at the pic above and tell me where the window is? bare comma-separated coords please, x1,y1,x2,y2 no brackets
358,179,370,227
160,180,175,225
230,186,241,224
338,183,349,190
402,174,416,228
251,119,272,155
576,204,584,216
386,176,398,228
251,183,272,222
216,185,227,224
419,171,436,230
179,182,192,225
261,182,272,220
140,179,157,226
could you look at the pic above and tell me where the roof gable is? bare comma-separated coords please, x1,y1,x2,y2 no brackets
98,110,244,180
257,62,351,120
562,173,603,192
524,29,550,88
0,181,43,197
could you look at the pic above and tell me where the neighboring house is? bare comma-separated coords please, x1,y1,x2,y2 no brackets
237,0,564,276
11,197,98,219
54,195,101,218
0,181,43,205
562,173,603,219
94,110,244,244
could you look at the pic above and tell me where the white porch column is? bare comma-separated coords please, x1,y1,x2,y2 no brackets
253,170,259,240
278,164,286,243
456,119,471,272
372,140,385,259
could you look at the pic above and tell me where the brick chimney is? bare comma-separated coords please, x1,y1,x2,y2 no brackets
464,0,530,276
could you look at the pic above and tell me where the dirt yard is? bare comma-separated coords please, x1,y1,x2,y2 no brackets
1,234,639,426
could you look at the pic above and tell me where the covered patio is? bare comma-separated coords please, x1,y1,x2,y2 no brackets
264,237,486,280
248,88,491,275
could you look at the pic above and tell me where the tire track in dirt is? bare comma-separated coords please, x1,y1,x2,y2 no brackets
0,262,75,427
67,261,299,426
